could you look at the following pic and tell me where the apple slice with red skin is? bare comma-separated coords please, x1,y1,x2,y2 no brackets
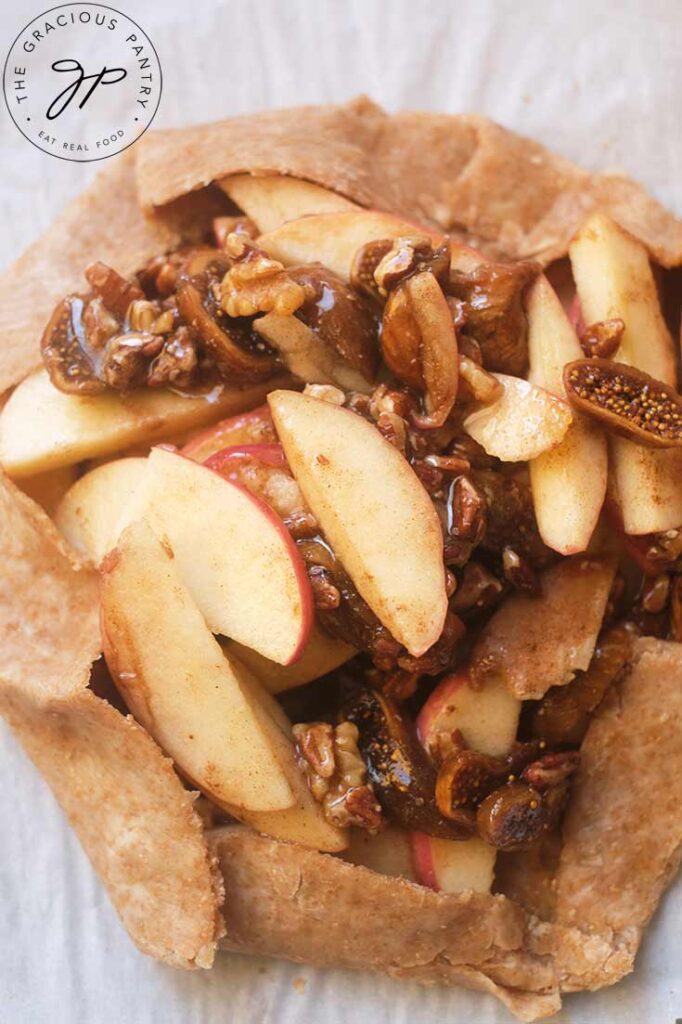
411,665,521,893
526,274,608,556
411,833,497,894
180,404,276,463
204,443,310,527
101,520,297,813
206,443,288,472
343,827,418,881
258,211,447,283
139,447,313,665
268,389,447,657
416,666,521,759
219,175,358,233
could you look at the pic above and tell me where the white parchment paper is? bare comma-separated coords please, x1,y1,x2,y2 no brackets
1,1,681,1021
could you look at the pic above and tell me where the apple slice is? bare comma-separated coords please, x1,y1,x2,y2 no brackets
18,464,77,516
258,210,445,283
412,665,520,894
254,312,373,392
608,441,682,536
181,405,276,462
140,447,312,664
225,623,355,694
411,833,496,894
416,666,520,759
569,212,676,383
526,275,608,555
269,390,447,657
55,456,148,563
226,668,348,852
343,827,418,880
462,373,573,462
471,556,616,700
219,174,358,233
0,368,288,478
101,520,296,813
569,213,682,535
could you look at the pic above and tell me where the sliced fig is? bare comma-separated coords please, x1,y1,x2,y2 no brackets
343,688,474,839
381,271,458,428
564,358,682,448
290,265,380,382
40,296,107,395
176,279,275,381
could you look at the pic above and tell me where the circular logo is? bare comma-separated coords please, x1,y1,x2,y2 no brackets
3,3,162,162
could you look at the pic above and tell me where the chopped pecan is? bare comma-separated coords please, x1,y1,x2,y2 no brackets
521,750,579,789
564,358,682,447
308,566,342,610
579,317,624,359
293,720,385,831
213,215,258,248
147,327,199,388
457,355,503,404
446,476,487,545
502,546,540,594
81,296,120,349
100,332,156,391
84,262,144,319
450,561,503,614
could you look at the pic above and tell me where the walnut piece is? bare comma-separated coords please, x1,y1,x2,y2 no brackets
293,720,385,831
219,232,314,317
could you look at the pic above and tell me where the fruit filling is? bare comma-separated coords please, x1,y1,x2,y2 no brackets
10,201,682,893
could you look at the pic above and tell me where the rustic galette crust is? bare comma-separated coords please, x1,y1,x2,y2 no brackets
1,99,682,1021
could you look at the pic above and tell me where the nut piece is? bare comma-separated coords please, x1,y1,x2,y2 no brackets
458,355,503,405
293,720,385,831
84,262,144,319
350,238,393,301
564,358,682,447
579,317,624,359
219,233,313,317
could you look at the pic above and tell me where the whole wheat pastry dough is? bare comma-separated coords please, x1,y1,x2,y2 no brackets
1,100,682,1021
0,475,225,968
